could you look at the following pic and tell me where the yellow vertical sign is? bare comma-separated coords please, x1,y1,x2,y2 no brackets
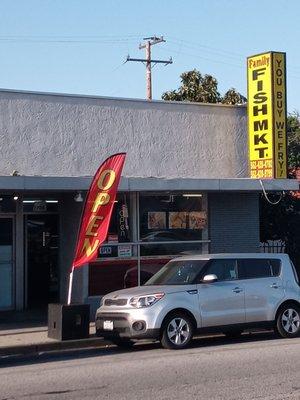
272,53,287,178
247,52,287,179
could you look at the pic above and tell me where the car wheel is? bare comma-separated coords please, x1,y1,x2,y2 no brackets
223,330,243,339
275,304,300,338
110,338,135,348
161,313,194,350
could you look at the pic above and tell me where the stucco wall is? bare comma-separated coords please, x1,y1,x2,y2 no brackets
0,90,248,179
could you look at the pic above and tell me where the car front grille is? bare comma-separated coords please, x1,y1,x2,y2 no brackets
104,298,128,306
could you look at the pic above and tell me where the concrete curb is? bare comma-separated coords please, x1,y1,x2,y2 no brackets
0,336,111,358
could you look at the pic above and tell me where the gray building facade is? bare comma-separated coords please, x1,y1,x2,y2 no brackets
0,89,297,313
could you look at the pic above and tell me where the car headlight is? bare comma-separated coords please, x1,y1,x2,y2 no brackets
129,293,165,308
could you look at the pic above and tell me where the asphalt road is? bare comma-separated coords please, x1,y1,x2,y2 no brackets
1,333,300,400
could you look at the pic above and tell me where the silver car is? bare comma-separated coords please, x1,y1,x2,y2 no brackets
95,253,300,349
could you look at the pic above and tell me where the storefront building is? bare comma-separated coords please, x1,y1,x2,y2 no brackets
0,89,297,313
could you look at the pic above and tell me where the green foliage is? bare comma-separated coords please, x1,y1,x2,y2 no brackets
222,88,247,105
287,111,300,168
260,193,300,243
162,69,246,105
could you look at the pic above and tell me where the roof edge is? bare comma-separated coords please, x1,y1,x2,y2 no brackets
0,88,247,109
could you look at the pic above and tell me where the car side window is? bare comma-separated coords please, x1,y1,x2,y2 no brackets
290,260,299,284
204,259,238,281
238,259,278,279
269,259,281,276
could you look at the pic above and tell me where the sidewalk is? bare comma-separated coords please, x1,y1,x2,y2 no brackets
0,311,110,359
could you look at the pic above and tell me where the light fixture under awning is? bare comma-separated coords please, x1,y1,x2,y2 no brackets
23,200,59,203
182,194,203,197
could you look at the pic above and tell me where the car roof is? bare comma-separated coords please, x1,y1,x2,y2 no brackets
171,253,289,262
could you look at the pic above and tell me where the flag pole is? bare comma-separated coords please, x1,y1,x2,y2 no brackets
67,266,74,305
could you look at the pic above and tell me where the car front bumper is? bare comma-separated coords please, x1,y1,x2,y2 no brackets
95,311,160,340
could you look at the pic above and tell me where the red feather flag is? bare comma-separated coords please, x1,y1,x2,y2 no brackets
68,153,126,303
73,153,126,268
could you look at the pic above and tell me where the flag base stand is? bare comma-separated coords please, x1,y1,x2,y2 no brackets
48,303,90,341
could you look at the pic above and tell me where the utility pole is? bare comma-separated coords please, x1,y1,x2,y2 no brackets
126,36,172,100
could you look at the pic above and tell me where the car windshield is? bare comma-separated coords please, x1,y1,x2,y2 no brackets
144,260,209,285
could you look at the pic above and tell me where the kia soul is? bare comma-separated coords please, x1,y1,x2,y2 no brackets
95,253,300,349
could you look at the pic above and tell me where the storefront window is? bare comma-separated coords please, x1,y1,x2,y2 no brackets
98,243,133,259
0,195,16,213
97,193,132,259
140,242,205,257
106,193,131,243
89,192,209,296
139,194,206,242
89,258,138,296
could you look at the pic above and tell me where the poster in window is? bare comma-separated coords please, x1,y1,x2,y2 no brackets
169,212,187,229
148,212,166,230
189,211,207,230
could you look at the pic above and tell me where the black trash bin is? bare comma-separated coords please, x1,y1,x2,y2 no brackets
48,303,90,341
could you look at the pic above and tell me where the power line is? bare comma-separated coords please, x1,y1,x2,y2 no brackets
0,38,140,44
126,36,172,100
0,34,143,39
169,37,300,76
0,34,145,45
168,36,245,58
156,46,243,69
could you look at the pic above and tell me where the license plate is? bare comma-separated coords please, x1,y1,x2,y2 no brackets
103,320,114,330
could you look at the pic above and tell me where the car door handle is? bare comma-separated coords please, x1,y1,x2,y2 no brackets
187,290,198,295
270,283,279,289
232,287,243,293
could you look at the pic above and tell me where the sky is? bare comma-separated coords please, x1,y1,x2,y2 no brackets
0,0,299,111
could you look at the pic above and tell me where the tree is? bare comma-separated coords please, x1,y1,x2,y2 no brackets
287,111,300,169
222,88,247,105
162,69,246,105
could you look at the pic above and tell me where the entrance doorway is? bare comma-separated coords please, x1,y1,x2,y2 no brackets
26,215,59,308
0,217,14,310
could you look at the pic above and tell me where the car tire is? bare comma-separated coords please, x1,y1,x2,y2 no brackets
223,330,243,339
161,312,194,350
275,304,300,338
110,338,135,348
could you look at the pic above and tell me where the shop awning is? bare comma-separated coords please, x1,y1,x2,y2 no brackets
0,176,298,192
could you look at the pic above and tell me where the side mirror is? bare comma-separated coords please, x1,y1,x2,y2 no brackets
202,274,218,283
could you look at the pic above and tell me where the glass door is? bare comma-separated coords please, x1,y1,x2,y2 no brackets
0,218,14,309
26,215,59,308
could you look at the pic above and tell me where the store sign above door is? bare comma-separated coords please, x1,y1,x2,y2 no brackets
247,52,287,179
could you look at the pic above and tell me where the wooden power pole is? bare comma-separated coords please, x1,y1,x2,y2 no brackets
127,36,172,100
